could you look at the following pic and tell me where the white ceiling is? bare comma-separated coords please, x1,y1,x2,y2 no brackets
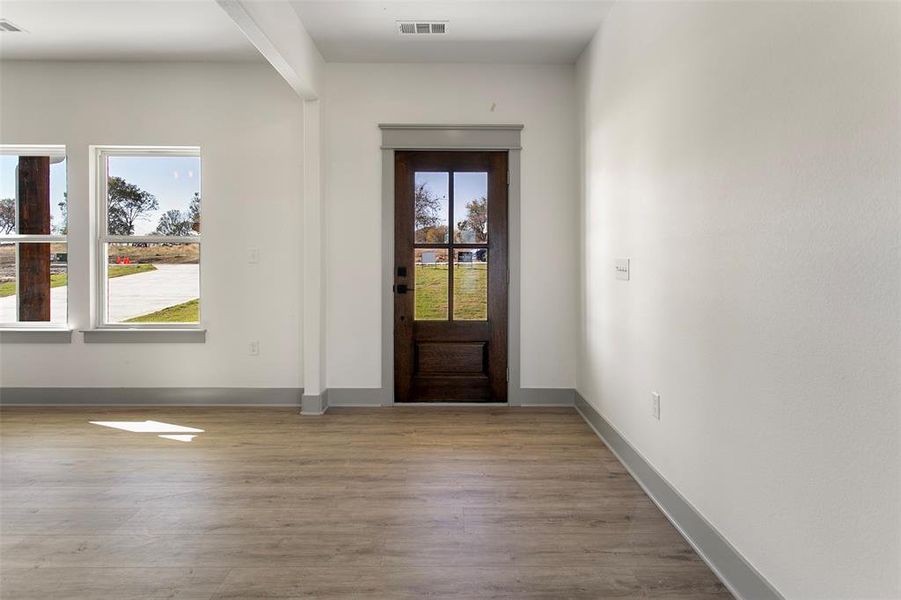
0,1,614,65
291,1,614,64
0,1,261,62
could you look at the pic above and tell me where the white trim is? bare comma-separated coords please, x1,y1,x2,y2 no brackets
0,328,72,343
82,328,207,343
91,322,201,331
0,144,66,158
0,234,67,243
0,326,70,332
0,323,70,331
91,145,203,330
89,145,199,157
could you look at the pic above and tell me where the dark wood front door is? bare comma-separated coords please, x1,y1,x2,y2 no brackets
394,151,508,402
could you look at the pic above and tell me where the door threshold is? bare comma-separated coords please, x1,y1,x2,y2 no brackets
395,402,510,406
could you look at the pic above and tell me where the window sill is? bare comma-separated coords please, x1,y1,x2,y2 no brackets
0,328,73,343
82,328,206,344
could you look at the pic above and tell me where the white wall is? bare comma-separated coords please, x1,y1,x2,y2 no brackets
323,62,579,389
576,2,900,599
0,61,304,388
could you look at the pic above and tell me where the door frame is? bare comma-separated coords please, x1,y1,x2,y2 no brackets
377,124,524,406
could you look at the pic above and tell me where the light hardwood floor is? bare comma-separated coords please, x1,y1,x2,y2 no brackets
0,406,732,599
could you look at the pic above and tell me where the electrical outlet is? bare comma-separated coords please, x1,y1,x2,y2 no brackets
651,392,661,420
248,248,260,264
249,341,260,356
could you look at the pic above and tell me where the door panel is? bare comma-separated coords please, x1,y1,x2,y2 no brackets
394,151,508,403
417,342,486,374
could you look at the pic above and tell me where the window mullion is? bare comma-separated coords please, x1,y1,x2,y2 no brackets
447,170,455,321
105,235,200,245
0,235,66,243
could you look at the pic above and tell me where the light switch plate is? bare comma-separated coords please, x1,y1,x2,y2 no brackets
616,258,630,280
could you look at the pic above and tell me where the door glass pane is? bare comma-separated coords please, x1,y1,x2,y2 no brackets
453,172,487,243
414,172,448,243
107,155,201,236
414,248,448,320
106,243,199,324
453,248,487,320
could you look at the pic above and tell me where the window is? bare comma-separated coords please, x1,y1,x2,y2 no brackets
0,145,68,328
94,147,201,327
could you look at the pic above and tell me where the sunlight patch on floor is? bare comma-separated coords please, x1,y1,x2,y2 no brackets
90,420,204,441
158,434,197,442
90,420,204,433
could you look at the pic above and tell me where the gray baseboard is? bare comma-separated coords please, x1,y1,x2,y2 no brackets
515,387,574,406
574,392,783,600
301,389,329,415
0,386,575,409
0,387,302,406
326,388,386,407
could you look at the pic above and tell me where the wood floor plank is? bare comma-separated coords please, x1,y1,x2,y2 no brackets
213,566,644,599
0,567,229,600
0,406,731,599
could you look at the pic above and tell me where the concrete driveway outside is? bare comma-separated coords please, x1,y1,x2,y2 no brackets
0,264,199,324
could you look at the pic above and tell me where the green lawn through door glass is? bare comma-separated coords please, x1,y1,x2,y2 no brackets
453,249,487,320
414,248,448,320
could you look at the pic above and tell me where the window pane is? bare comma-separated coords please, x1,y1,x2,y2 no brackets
106,243,199,324
107,155,200,236
0,243,15,323
453,172,487,243
453,248,488,321
0,242,67,324
0,154,67,235
414,172,448,243
414,248,448,321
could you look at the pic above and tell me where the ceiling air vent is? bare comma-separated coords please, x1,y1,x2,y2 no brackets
0,19,25,33
397,21,448,36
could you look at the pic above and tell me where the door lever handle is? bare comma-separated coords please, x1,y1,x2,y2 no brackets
396,284,408,294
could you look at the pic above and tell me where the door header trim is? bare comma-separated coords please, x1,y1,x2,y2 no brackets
379,124,524,130
379,124,523,150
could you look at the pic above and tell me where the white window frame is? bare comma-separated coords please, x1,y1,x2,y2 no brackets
0,145,68,330
93,145,202,330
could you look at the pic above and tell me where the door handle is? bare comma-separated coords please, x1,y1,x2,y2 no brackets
396,284,409,294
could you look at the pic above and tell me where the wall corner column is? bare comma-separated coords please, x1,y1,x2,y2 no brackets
302,99,327,414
